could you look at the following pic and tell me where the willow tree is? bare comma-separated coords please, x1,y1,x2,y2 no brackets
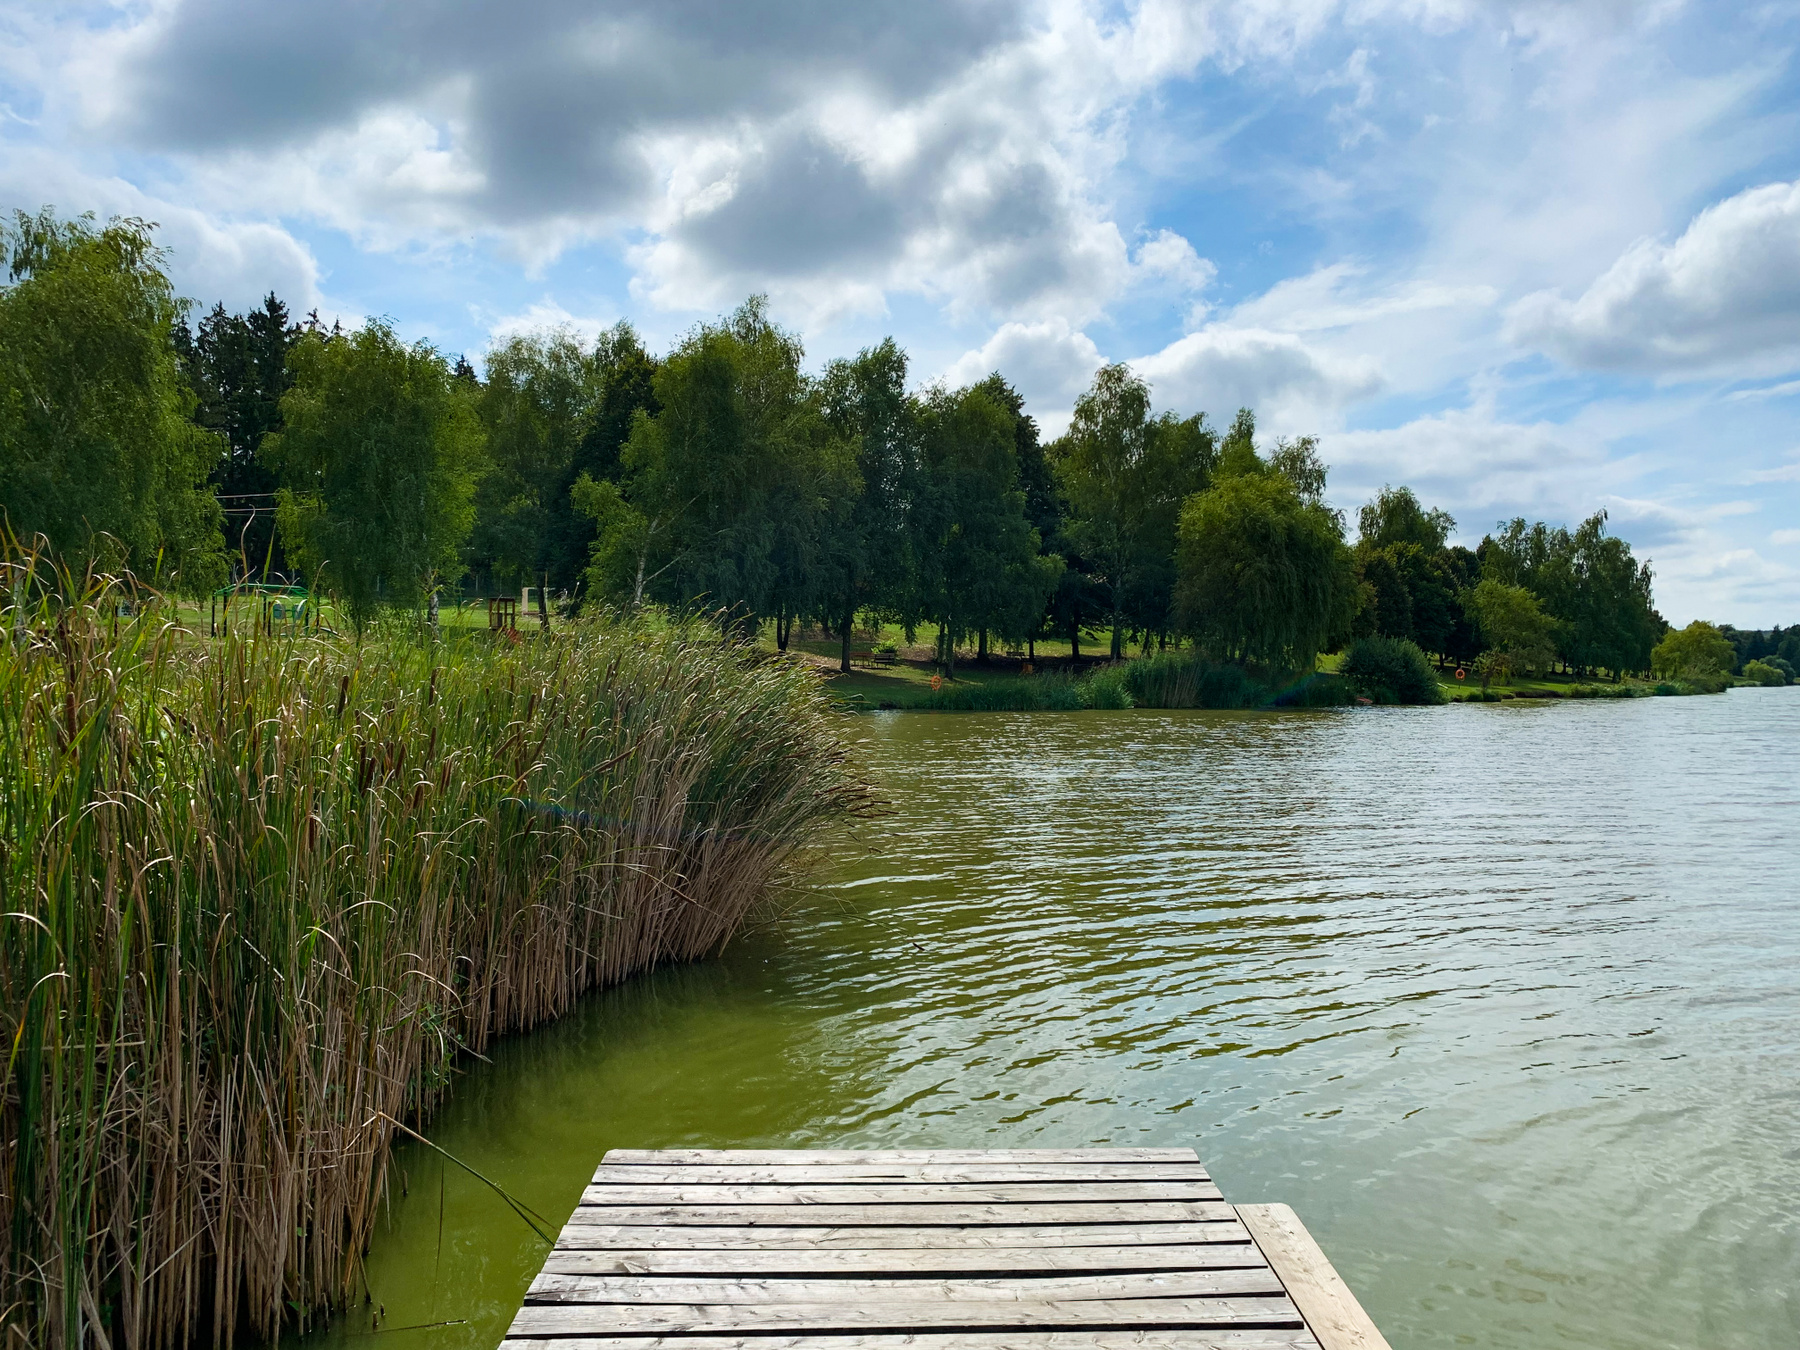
263,321,485,631
1175,471,1355,669
0,209,226,590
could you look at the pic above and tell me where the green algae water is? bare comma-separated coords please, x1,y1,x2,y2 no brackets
292,689,1799,1350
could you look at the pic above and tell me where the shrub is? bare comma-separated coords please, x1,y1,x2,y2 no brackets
1743,659,1787,687
1122,650,1266,709
1079,662,1135,709
1338,636,1446,705
1566,683,1643,699
1268,672,1356,707
1651,620,1735,681
918,673,1085,711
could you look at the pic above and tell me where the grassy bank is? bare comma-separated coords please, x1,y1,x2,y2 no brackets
0,561,871,1349
824,649,1353,712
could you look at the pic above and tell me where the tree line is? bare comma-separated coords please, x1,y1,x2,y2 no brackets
0,209,1698,678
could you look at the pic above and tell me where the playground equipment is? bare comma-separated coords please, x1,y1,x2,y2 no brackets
210,583,314,638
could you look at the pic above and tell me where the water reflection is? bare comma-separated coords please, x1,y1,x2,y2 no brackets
294,690,1800,1350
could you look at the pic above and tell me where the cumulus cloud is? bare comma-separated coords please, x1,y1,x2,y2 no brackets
941,318,1105,433
1506,179,1800,375
1772,529,1800,546
1133,229,1217,293
1131,324,1382,429
44,0,1156,324
1319,406,1614,532
0,148,323,313
485,299,618,351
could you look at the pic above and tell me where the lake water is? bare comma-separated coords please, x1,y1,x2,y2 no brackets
296,688,1800,1350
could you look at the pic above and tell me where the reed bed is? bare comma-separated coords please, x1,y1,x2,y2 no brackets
0,551,873,1350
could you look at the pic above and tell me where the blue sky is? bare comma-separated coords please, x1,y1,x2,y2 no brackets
3,0,1799,622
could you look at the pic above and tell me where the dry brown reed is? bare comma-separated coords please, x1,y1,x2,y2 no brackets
0,548,873,1349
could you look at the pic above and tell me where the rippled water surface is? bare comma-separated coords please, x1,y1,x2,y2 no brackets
299,690,1800,1350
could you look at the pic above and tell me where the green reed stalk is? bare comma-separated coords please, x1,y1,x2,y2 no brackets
0,546,873,1349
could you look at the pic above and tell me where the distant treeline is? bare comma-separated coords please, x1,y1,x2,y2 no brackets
0,208,1732,679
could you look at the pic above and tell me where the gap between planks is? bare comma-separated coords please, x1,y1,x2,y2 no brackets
541,1242,1266,1275
552,1221,1253,1250
598,1148,1204,1165
525,1270,1291,1304
564,1202,1238,1227
580,1183,1226,1205
590,1164,1216,1184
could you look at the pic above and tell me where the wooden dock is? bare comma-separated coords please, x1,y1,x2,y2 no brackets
502,1148,1390,1350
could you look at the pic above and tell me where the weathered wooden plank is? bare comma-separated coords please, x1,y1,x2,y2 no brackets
540,1244,1267,1276
590,1164,1216,1185
564,1202,1237,1227
1237,1206,1390,1350
500,1333,1320,1349
525,1270,1290,1304
600,1149,1202,1166
580,1182,1226,1206
508,1295,1306,1336
551,1222,1252,1251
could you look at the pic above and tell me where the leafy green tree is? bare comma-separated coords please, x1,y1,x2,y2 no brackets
178,293,297,575
1559,512,1658,676
913,383,1053,673
976,373,1067,658
1651,620,1736,681
1440,545,1484,661
571,472,658,606
1174,471,1354,669
1339,636,1445,704
1053,364,1213,658
817,339,919,670
1216,407,1261,479
1358,484,1454,552
470,329,597,617
1481,512,1656,675
0,208,226,590
263,321,485,631
617,298,851,636
1467,578,1557,677
1120,412,1217,649
1743,659,1787,686
546,323,658,592
1351,486,1462,658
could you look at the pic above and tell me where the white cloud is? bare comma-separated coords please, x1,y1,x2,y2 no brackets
1133,228,1217,294
485,298,617,351
1132,324,1383,430
0,148,324,314
1771,528,1800,546
1748,451,1800,484
1321,405,1611,529
942,318,1105,435
1506,179,1800,376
